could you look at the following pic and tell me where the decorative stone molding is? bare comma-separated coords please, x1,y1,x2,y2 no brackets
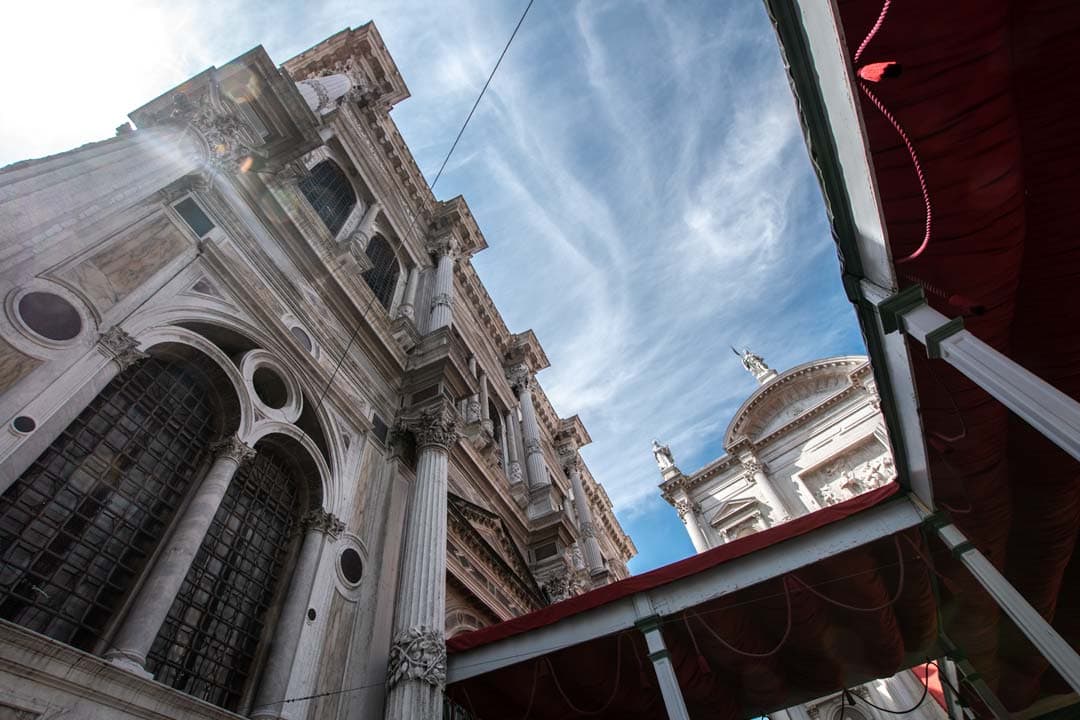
298,77,332,112
430,292,452,313
674,498,696,522
210,435,256,465
579,520,598,539
465,398,482,424
426,233,456,259
97,326,148,371
302,508,345,538
386,626,446,690
508,461,524,485
740,458,766,477
273,160,308,182
400,402,461,451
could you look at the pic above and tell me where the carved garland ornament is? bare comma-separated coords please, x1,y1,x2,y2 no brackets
98,326,149,371
386,626,446,689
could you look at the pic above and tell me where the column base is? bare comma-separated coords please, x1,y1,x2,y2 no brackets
104,649,153,679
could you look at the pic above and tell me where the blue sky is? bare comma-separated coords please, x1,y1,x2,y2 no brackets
1,1,866,572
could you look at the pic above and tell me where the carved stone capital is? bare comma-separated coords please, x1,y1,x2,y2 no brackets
426,232,456,259
505,363,531,393
151,86,263,174
430,292,452,313
673,498,697,522
211,435,256,465
580,520,598,539
302,508,345,538
741,458,765,477
386,626,446,690
400,402,461,451
508,461,524,485
98,326,148,371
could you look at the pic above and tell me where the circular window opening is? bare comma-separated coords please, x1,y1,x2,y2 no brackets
252,367,289,409
340,548,363,584
12,416,36,433
307,608,317,622
18,292,81,341
290,326,313,352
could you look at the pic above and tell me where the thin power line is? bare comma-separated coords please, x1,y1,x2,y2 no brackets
311,0,537,420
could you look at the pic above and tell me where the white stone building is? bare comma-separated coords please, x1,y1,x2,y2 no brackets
657,351,944,720
0,23,633,720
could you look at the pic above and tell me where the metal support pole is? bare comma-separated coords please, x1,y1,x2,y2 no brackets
632,595,690,720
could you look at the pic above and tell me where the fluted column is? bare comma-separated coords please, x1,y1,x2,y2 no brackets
251,508,344,719
106,435,255,674
478,372,493,434
347,200,380,253
741,456,791,523
296,74,354,115
507,367,548,489
674,496,709,554
397,266,420,321
384,402,461,720
466,357,481,423
505,410,524,486
428,235,456,331
563,453,606,577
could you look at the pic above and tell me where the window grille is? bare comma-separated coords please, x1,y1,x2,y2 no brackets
362,234,400,309
147,450,301,711
0,359,214,651
298,160,356,236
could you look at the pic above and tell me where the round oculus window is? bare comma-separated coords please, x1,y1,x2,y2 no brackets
11,416,36,433
18,292,81,341
290,326,313,352
340,548,363,584
252,366,289,409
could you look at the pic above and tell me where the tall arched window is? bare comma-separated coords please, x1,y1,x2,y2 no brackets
362,234,400,310
146,446,306,710
0,358,216,651
298,160,356,236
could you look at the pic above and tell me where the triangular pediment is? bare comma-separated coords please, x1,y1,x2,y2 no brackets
708,497,761,526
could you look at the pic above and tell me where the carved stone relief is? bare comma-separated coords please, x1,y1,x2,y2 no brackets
799,440,894,507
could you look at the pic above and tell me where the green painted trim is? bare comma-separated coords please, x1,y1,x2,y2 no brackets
921,510,951,531
648,648,670,663
634,615,661,634
878,284,926,335
950,540,976,559
925,317,964,359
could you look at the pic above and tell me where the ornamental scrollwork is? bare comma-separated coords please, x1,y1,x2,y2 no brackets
523,437,543,458
504,363,531,393
98,326,148,371
425,232,456,259
151,81,263,174
508,461,524,485
211,436,256,465
386,626,446,689
579,520,598,539
740,458,765,477
673,498,696,522
430,292,452,312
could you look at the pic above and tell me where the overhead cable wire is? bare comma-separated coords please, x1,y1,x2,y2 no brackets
308,0,536,422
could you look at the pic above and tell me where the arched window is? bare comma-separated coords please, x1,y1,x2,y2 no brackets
362,234,400,310
298,160,356,236
0,358,215,651
147,447,304,710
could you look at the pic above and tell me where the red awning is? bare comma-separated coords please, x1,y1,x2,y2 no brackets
448,485,947,719
836,0,1080,710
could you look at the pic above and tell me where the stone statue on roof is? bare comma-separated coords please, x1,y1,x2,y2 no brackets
652,439,675,471
733,346,778,384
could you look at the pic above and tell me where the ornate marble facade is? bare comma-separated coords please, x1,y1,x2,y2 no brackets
656,353,943,720
0,22,633,720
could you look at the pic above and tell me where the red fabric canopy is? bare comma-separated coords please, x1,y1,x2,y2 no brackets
837,0,1080,710
448,485,946,719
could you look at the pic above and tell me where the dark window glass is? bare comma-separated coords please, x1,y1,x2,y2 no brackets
361,235,400,310
290,326,313,352
147,451,301,711
0,358,214,651
298,160,356,236
372,415,389,444
18,292,81,341
174,198,215,237
340,548,363,584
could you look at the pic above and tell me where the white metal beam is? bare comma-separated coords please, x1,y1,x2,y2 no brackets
633,596,690,720
893,301,1080,464
447,496,921,683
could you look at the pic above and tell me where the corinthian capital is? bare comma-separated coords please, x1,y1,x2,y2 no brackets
400,402,462,451
425,232,456,259
673,498,697,522
152,83,263,174
505,363,531,393
741,458,765,477
211,435,256,465
302,508,345,538
98,326,148,371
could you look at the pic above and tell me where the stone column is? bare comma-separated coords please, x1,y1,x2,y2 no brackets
499,413,511,474
741,456,791,523
384,402,460,720
428,235,456,331
346,201,380,256
507,366,556,518
397,266,420,321
251,508,344,719
563,453,606,577
478,372,493,434
296,74,353,115
674,496,709,554
465,357,481,424
106,435,255,674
